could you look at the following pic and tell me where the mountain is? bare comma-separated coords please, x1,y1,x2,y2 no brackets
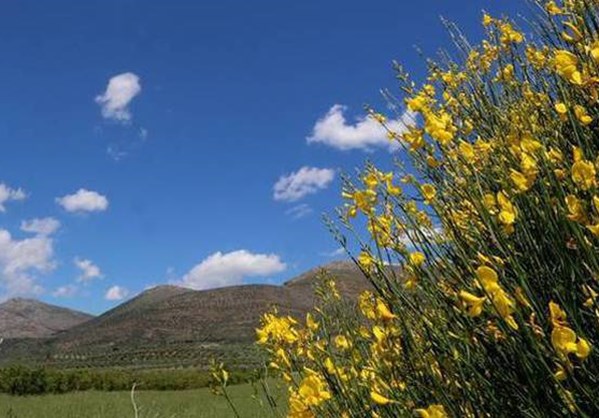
0,298,93,339
0,261,371,368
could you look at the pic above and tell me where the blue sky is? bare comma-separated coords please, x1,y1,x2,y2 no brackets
0,0,520,314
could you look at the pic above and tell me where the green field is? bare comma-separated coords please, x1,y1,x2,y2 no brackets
0,382,287,418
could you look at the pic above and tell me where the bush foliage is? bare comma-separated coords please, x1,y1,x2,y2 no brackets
0,366,255,396
253,1,599,417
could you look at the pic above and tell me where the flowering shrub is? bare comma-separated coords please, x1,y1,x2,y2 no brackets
256,1,599,416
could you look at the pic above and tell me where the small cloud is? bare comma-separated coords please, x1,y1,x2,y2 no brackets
321,247,345,258
273,167,335,202
307,104,413,151
52,284,78,298
178,249,287,290
21,217,61,236
286,203,313,220
95,72,141,122
105,285,129,301
0,183,26,212
74,258,103,283
106,146,128,162
56,189,109,213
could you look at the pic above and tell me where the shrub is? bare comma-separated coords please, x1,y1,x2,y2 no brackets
255,1,599,416
0,366,255,395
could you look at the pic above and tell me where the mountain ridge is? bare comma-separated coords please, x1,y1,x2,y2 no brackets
0,260,371,368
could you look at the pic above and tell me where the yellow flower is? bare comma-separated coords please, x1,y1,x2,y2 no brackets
554,50,583,85
459,141,475,162
477,266,500,293
586,223,599,236
588,40,599,63
306,313,319,332
358,251,376,270
565,195,586,223
459,290,486,317
551,326,592,359
549,301,592,360
482,193,497,214
482,13,493,27
572,159,596,190
546,1,562,15
510,169,533,192
421,184,436,203
497,191,517,226
371,391,394,405
297,374,332,406
256,313,299,345
549,301,568,327
555,102,568,121
491,289,518,330
376,298,397,321
424,112,456,145
334,335,351,350
499,22,524,44
415,404,448,418
574,105,593,125
409,251,426,267
359,291,376,319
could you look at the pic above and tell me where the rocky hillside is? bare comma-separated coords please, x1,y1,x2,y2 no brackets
0,298,93,339
0,261,371,368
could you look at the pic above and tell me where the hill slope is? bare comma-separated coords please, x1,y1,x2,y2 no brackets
0,298,93,339
0,261,371,368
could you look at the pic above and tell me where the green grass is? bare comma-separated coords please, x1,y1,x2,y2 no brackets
0,382,287,418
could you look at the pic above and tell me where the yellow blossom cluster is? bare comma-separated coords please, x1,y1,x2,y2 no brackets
241,2,599,417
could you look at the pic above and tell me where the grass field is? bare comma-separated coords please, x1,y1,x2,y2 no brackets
0,382,287,418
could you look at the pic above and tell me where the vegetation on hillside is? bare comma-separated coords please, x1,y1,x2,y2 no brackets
251,0,599,416
0,366,257,396
0,263,369,371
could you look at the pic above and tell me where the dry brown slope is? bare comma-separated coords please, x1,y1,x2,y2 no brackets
51,261,371,352
0,298,93,339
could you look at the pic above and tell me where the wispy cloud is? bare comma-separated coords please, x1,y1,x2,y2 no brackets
0,183,26,212
53,284,78,298
95,72,141,122
178,250,287,290
286,203,313,219
21,217,61,236
321,247,346,258
307,104,413,151
273,167,335,202
56,189,109,213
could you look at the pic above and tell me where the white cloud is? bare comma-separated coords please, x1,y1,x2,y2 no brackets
74,258,103,283
179,250,287,290
307,104,414,151
95,72,141,122
321,247,345,258
53,284,78,298
273,167,335,202
56,189,109,213
0,183,26,212
105,285,129,301
286,203,313,219
0,229,55,296
21,217,61,236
